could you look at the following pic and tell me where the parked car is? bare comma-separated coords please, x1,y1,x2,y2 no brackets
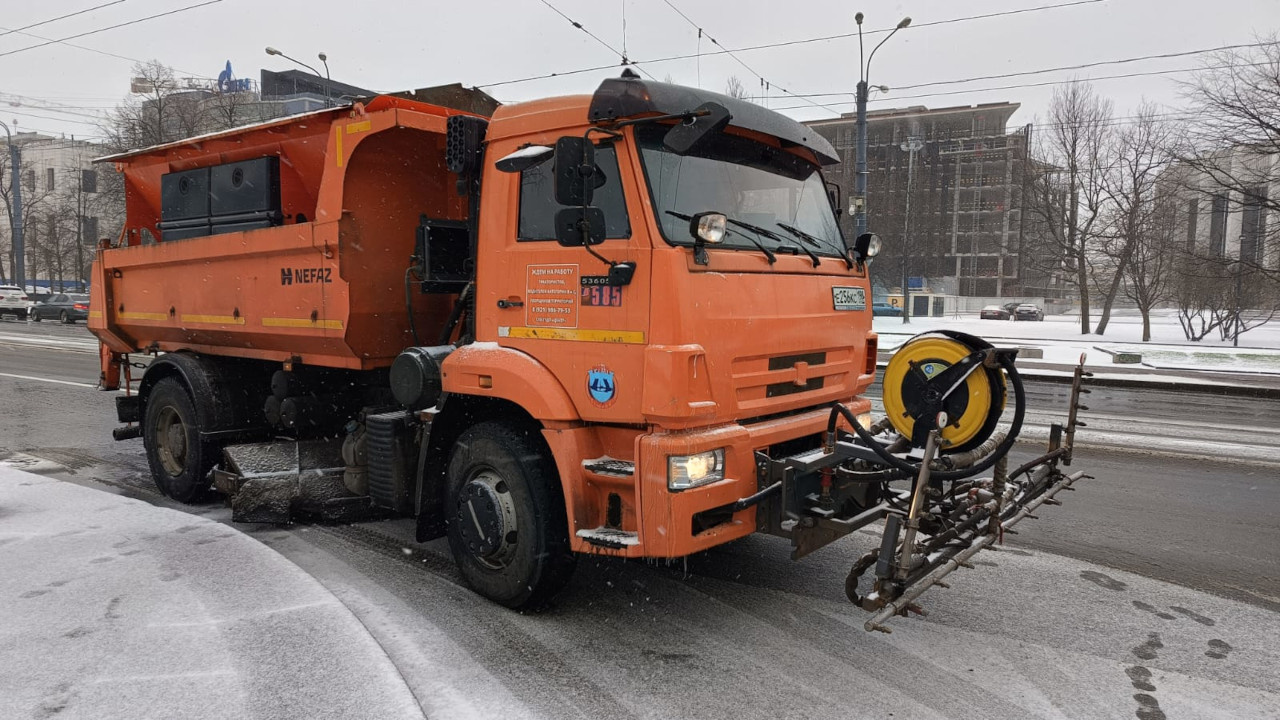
31,293,91,324
1014,303,1045,321
872,301,902,317
980,305,1011,320
0,284,33,320
1002,301,1021,315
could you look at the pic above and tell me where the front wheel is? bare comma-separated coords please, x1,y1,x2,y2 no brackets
143,377,215,503
31,310,41,322
445,422,576,610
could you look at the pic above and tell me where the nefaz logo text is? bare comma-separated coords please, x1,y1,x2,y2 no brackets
281,267,333,286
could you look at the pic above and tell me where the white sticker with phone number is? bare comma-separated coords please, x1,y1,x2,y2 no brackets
832,286,865,311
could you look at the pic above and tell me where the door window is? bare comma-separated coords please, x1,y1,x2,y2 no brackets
518,144,631,241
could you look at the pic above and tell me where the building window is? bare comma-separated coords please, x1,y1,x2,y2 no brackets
24,168,35,191
1186,198,1198,252
1241,185,1267,263
46,168,55,191
1209,194,1228,256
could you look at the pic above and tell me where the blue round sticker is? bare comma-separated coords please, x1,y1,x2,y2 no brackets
588,367,616,406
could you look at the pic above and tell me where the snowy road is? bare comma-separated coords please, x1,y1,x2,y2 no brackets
2,324,1279,717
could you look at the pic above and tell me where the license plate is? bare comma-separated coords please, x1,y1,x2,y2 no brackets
832,286,865,311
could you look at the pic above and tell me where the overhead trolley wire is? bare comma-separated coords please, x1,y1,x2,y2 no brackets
0,1,131,39
480,0,1107,89
536,0,656,79
0,0,223,60
659,0,842,114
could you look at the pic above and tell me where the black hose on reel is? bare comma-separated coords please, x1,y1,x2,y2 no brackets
828,349,1026,483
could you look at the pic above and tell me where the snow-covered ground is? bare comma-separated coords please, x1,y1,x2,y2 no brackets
875,308,1280,375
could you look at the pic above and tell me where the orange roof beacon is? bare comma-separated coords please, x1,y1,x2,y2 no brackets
90,74,1087,630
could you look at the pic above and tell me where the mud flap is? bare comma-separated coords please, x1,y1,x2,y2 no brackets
215,439,374,523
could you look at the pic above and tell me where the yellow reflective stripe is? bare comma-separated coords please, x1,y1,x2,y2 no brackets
498,326,645,344
262,317,343,330
345,120,372,134
118,311,168,321
180,314,245,325
336,128,343,167
88,310,102,319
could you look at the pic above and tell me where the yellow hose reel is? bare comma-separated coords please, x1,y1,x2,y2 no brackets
881,332,1006,452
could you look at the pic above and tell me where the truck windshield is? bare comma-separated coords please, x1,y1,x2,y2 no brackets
635,125,844,259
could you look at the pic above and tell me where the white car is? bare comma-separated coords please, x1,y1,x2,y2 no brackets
0,285,33,320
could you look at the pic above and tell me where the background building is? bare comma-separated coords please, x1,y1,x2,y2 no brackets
805,103,1032,298
1170,148,1277,269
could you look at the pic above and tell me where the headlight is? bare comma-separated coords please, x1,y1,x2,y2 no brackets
689,212,726,244
667,448,726,490
864,235,881,257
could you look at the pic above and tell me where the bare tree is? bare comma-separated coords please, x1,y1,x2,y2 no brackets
1123,181,1180,341
0,152,57,287
1094,102,1175,335
1023,81,1113,334
724,75,748,100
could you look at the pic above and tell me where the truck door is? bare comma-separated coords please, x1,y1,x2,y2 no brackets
489,138,652,421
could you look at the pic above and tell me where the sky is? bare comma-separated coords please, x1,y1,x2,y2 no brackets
1,0,1277,143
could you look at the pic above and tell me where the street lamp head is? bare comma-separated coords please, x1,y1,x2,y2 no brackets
897,17,912,28
265,46,281,56
318,52,327,62
855,12,864,25
875,85,890,92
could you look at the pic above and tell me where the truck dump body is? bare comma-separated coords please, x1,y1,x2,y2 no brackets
90,96,479,370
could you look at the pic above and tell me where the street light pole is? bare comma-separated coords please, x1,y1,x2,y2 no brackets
900,135,923,323
265,47,331,108
852,13,911,243
0,120,25,293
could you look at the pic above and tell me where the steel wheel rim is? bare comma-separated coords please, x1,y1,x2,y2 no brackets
457,469,520,570
154,406,188,476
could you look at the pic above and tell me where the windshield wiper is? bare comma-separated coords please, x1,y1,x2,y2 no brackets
776,222,850,269
666,211,776,264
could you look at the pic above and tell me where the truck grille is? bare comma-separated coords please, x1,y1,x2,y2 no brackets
732,348,855,414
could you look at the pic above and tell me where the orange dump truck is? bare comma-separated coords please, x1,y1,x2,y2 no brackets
90,75,1085,623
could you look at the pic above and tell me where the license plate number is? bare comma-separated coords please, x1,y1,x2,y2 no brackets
832,286,865,311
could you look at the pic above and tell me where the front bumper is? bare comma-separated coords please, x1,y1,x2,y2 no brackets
551,398,871,558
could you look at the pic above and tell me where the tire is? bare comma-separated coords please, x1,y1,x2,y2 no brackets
445,421,576,610
143,377,215,503
31,310,41,322
60,310,70,324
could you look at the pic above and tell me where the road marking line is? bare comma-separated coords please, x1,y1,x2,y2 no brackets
0,371,98,388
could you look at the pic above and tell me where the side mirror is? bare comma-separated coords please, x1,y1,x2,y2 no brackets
553,137,596,206
826,181,843,216
554,206,606,247
495,145,553,173
663,102,731,155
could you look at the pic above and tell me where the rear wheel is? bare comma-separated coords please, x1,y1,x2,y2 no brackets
60,310,70,324
31,310,41,322
445,422,575,610
143,377,215,503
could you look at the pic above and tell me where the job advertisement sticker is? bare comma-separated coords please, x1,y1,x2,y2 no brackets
587,365,616,407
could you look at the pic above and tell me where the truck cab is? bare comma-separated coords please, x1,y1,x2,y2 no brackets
450,77,877,563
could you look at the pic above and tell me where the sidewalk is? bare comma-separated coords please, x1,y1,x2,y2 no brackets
0,467,425,720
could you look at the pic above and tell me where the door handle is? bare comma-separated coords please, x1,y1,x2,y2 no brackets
496,298,524,309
